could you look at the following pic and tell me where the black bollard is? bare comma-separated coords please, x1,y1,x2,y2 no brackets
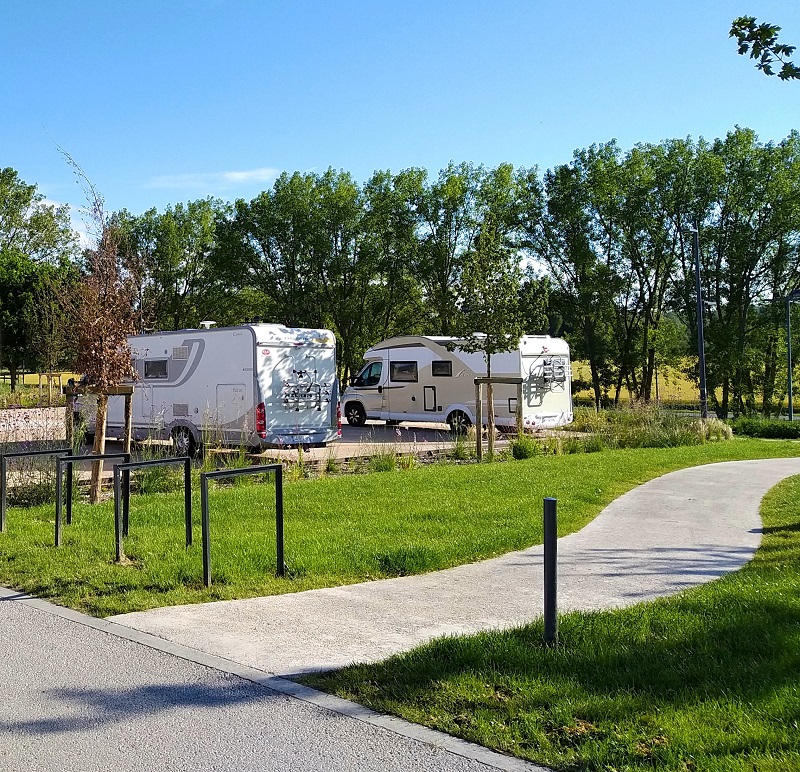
543,497,558,646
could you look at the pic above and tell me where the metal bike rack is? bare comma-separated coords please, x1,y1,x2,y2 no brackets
199,464,284,587
0,448,71,532
112,457,192,563
55,453,131,546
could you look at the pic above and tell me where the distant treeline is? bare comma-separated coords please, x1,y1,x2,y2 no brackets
2,126,799,416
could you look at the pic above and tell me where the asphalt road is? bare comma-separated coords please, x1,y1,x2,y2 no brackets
0,592,529,772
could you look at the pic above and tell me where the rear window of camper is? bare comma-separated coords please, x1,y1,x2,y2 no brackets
390,361,418,382
431,360,452,377
144,359,168,379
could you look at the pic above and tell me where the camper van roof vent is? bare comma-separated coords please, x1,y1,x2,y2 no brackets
200,320,217,329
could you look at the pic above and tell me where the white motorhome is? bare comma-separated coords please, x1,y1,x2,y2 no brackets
342,335,572,432
89,324,339,454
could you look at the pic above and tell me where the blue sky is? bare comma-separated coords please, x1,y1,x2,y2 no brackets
2,1,799,224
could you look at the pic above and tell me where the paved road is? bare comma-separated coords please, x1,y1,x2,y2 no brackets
111,458,800,675
0,591,537,772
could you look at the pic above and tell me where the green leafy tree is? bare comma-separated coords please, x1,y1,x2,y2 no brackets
24,263,79,401
416,162,483,334
0,168,76,388
215,172,324,328
454,163,528,366
521,155,623,409
730,17,800,80
360,168,426,351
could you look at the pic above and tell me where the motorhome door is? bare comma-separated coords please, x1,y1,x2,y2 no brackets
350,360,385,417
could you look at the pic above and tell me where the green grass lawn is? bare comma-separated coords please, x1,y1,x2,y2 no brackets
304,471,800,771
0,439,797,619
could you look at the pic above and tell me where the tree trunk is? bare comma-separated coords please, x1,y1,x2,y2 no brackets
590,360,601,411
720,379,730,420
90,394,108,504
762,333,777,417
643,347,656,402
9,363,17,392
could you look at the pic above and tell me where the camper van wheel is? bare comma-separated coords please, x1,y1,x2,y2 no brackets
345,402,366,427
447,411,471,435
171,426,197,457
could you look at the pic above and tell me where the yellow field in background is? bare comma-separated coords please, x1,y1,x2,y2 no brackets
572,361,701,405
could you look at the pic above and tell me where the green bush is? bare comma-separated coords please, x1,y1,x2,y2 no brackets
582,434,606,453
729,417,800,439
560,404,730,451
368,452,397,473
699,417,734,442
567,407,608,433
509,433,541,460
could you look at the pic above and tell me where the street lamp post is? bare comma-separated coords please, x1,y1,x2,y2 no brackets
787,289,800,421
688,220,708,419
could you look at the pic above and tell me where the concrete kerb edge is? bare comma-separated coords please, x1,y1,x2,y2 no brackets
0,586,546,772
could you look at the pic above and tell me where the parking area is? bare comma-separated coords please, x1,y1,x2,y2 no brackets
0,408,462,462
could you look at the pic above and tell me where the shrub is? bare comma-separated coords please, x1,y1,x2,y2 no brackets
368,451,396,473
562,436,585,454
729,417,800,439
542,435,563,455
582,434,605,453
397,454,416,471
699,417,734,442
509,433,541,460
567,407,607,433
450,428,476,461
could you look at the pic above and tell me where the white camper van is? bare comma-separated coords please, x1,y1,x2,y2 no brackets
342,335,572,432
90,324,339,454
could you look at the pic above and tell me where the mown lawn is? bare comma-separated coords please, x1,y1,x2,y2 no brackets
305,469,800,771
0,438,796,619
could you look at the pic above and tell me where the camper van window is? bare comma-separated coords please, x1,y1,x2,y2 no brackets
354,361,382,387
390,361,418,382
431,360,452,377
144,359,168,379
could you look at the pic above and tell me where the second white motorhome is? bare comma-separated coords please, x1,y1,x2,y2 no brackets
85,323,339,453
342,335,573,432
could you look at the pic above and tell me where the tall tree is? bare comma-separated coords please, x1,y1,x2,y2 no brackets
215,172,323,328
66,163,136,504
454,164,526,372
416,162,483,334
24,262,79,401
521,153,623,409
0,168,76,388
360,168,426,352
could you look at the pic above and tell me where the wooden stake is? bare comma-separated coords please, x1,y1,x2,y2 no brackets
89,394,108,504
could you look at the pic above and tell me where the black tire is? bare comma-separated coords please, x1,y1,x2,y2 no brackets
447,410,471,435
171,426,197,457
345,402,366,427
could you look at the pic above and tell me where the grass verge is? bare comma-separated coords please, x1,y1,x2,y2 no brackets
303,474,800,771
0,439,797,618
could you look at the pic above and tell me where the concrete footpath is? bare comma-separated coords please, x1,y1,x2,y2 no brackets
111,458,800,676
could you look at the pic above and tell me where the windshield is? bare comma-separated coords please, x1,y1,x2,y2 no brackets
352,361,382,387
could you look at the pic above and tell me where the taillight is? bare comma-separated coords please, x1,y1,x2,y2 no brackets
337,401,342,439
256,402,267,438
